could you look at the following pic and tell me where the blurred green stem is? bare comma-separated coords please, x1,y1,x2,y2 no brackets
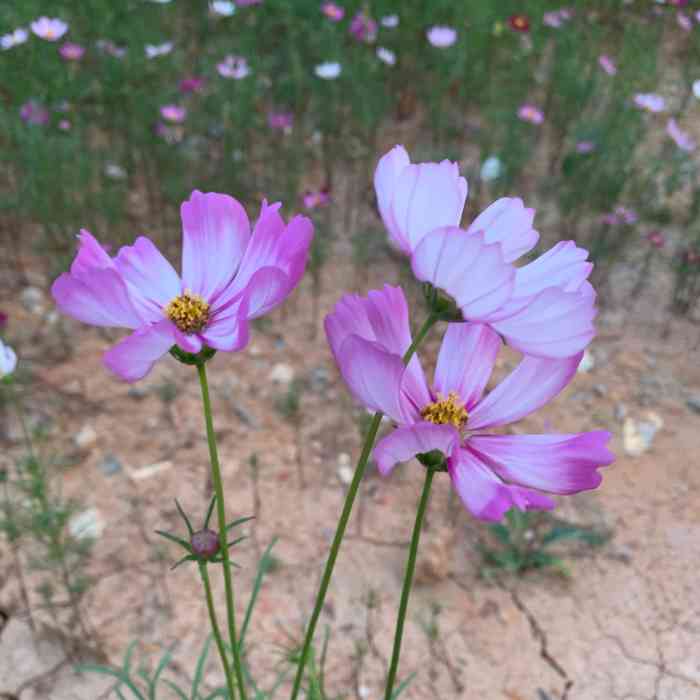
197,362,248,700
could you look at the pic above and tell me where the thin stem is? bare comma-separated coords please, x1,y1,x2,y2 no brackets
197,362,248,700
289,313,439,700
383,467,436,700
198,563,236,697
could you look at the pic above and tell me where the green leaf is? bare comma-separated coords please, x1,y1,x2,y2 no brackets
225,515,255,533
171,554,197,571
202,690,230,700
148,647,174,700
488,523,512,545
240,538,278,649
191,635,213,700
75,665,146,700
123,640,140,674
203,496,216,530
161,679,188,700
155,530,192,551
174,499,194,537
390,671,417,699
541,525,608,548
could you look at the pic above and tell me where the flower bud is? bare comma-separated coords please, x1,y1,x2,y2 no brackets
191,529,220,560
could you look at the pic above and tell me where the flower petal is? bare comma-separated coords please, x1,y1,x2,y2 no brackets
466,198,539,263
334,334,408,423
411,227,515,321
448,448,554,522
468,353,582,429
468,432,613,494
373,422,460,476
174,328,202,354
374,145,412,254
114,236,181,320
70,229,113,276
200,303,250,352
237,266,291,320
489,286,596,358
51,267,143,329
433,323,502,410
181,190,251,300
103,321,175,382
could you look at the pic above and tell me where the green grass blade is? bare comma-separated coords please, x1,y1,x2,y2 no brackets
162,679,189,700
390,671,417,699
191,635,213,699
149,647,174,700
76,665,146,700
175,499,194,536
240,538,277,649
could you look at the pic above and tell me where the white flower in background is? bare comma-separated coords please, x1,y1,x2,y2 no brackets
480,156,503,181
104,163,127,180
147,0,173,3
381,14,399,28
145,41,173,58
314,61,342,79
693,80,700,99
0,340,17,379
30,17,68,41
1,28,28,50
427,26,457,48
211,0,236,16
217,54,249,79
376,47,396,65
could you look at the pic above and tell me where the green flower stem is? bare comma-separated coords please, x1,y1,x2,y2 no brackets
383,466,436,700
197,362,248,700
198,562,236,697
289,312,439,700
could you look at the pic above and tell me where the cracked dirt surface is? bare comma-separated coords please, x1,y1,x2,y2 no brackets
1,241,699,699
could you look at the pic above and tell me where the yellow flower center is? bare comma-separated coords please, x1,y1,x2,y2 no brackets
164,291,210,334
421,392,468,429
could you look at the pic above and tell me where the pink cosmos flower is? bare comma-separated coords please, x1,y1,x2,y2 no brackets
51,191,313,381
31,17,68,41
350,12,377,43
598,54,616,76
325,285,613,522
426,26,457,48
180,76,205,93
58,119,71,131
646,231,665,248
517,103,545,124
374,145,597,359
666,118,696,151
59,42,85,61
0,311,7,330
1,28,29,50
20,101,49,125
303,189,330,209
634,93,666,112
268,110,294,131
217,55,249,79
160,105,187,123
321,2,344,21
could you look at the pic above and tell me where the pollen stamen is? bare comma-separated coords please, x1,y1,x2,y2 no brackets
165,291,210,334
421,392,469,429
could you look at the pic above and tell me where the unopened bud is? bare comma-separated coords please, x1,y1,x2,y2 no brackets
191,528,220,560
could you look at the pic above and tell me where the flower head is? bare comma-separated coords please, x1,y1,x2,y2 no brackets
376,47,396,65
325,285,613,522
677,12,692,31
646,231,665,248
0,340,17,379
0,312,7,330
268,110,293,132
180,76,205,93
211,0,236,15
509,14,530,32
666,118,696,151
1,28,28,50
598,54,617,76
59,42,85,61
518,103,544,124
426,25,457,48
576,141,596,154
51,191,313,381
634,93,666,112
321,2,344,21
217,55,249,79
20,100,49,125
480,156,502,181
694,80,700,99
314,61,342,79
350,12,377,42
302,189,330,209
145,42,173,58
381,14,399,28
160,104,187,123
31,17,68,41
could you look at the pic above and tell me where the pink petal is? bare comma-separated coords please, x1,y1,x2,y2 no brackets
103,320,175,382
51,267,143,329
392,161,468,251
433,323,502,410
373,422,460,475
374,145,412,254
469,432,613,495
200,302,250,352
448,448,554,522
334,334,408,423
114,236,181,321
174,328,202,353
324,285,431,410
181,190,251,301
466,198,539,263
489,286,597,358
237,266,290,319
468,353,582,429
70,229,113,276
411,227,515,321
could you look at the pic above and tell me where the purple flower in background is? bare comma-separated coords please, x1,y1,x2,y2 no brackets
303,189,331,209
145,42,173,58
96,39,126,59
180,76,205,93
217,55,250,79
646,231,666,248
236,0,262,6
601,206,637,225
59,42,85,61
325,285,613,522
374,145,598,358
58,119,71,131
666,118,696,151
160,105,187,123
51,191,313,381
31,17,68,41
0,311,7,330
20,101,49,125
634,93,666,112
426,25,457,47
350,12,378,43
1,28,29,50
268,110,293,132
576,141,596,153
517,103,544,124
543,8,572,28
598,54,617,75
321,2,344,21
677,12,692,31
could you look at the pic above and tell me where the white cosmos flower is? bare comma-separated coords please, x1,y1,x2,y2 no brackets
0,340,17,378
480,156,503,181
314,61,342,79
376,47,396,65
